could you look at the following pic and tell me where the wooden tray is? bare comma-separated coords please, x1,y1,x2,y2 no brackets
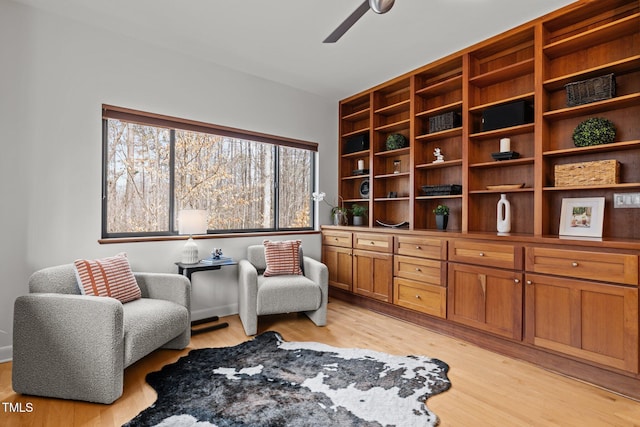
486,183,525,190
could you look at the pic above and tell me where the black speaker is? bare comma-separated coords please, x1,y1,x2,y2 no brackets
482,100,534,132
344,134,369,154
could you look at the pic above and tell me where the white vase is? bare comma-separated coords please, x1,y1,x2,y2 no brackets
497,194,511,233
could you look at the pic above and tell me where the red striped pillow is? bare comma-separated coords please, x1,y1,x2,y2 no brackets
263,240,303,277
73,253,141,303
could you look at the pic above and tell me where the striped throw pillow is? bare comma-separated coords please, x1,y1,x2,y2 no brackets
73,253,141,303
263,240,303,277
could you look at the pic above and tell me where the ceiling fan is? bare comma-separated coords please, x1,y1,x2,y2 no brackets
323,0,395,43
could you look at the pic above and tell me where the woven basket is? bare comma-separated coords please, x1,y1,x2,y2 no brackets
554,159,620,187
429,112,461,133
565,74,615,107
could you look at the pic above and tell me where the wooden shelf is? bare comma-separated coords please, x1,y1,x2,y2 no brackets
543,140,640,157
338,0,640,241
469,58,535,87
374,119,410,133
416,75,462,97
543,93,640,121
469,157,535,169
543,13,639,58
416,127,462,141
416,159,463,169
543,56,640,91
469,92,535,112
544,183,640,191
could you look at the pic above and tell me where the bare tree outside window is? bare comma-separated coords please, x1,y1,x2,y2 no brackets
102,109,315,238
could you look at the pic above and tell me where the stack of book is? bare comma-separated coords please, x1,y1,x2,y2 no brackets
200,256,234,265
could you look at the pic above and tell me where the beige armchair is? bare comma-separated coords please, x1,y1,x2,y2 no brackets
238,244,328,335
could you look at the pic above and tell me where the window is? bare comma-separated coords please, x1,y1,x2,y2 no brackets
102,105,316,238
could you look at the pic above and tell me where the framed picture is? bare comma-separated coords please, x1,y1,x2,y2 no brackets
559,197,605,238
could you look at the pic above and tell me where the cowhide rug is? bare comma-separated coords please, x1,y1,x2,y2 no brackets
124,331,451,427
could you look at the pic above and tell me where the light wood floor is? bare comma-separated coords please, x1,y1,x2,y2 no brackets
2,298,640,426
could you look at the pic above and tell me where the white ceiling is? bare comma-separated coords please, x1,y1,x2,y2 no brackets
13,0,577,100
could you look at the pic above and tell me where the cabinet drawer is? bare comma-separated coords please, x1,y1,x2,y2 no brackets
395,236,446,260
394,277,446,318
322,230,352,248
526,247,638,285
394,255,444,286
354,232,393,253
450,240,522,270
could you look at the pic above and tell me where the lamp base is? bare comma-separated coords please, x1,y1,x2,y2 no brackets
181,237,199,264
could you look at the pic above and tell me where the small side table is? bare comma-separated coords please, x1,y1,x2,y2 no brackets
176,260,237,335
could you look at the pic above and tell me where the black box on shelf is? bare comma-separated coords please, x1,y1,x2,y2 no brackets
481,100,533,132
421,184,462,196
344,134,369,154
429,111,461,133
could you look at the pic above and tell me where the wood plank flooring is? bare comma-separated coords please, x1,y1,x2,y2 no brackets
1,298,639,426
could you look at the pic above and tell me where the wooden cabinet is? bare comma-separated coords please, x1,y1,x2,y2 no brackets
449,240,522,270
525,245,639,373
525,273,639,373
448,262,523,340
353,249,393,302
526,247,638,285
322,230,353,291
393,235,447,318
337,0,640,240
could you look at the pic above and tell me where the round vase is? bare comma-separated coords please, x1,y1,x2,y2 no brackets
497,194,511,233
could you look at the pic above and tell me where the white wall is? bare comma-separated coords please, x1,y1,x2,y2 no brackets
0,0,338,361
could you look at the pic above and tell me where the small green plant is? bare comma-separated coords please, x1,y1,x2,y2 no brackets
351,203,368,217
572,117,616,147
433,204,449,216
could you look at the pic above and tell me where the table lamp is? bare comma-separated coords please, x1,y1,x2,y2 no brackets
178,209,208,264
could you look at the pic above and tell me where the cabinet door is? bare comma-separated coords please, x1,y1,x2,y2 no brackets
353,249,393,302
525,274,639,373
322,245,353,292
448,263,523,340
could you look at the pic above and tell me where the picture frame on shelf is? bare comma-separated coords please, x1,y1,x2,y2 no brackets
559,197,605,238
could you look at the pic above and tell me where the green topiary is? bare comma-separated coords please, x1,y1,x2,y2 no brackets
572,117,616,147
386,133,407,151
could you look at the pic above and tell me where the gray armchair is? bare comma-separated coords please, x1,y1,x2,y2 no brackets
12,264,191,404
238,244,328,335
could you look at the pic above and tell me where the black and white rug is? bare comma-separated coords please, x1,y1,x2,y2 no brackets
125,331,451,427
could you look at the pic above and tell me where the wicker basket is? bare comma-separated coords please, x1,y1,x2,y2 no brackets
565,74,615,107
422,184,462,196
554,159,620,187
429,112,461,133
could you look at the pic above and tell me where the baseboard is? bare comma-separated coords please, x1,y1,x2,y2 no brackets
191,303,238,323
0,344,12,363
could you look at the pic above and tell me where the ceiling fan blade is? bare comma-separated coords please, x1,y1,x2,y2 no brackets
323,0,370,43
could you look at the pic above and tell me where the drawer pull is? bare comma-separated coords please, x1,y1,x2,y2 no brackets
415,295,421,299
416,246,421,250
514,279,520,284
415,268,421,272
571,262,579,267
334,237,339,241
526,280,533,285
479,252,485,257
370,241,376,245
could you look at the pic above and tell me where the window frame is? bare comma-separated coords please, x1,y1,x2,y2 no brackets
101,105,318,239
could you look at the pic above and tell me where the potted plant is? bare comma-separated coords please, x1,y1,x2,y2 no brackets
331,206,349,226
433,204,449,230
351,203,368,226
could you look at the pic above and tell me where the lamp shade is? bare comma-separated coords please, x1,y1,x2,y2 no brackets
178,209,208,235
